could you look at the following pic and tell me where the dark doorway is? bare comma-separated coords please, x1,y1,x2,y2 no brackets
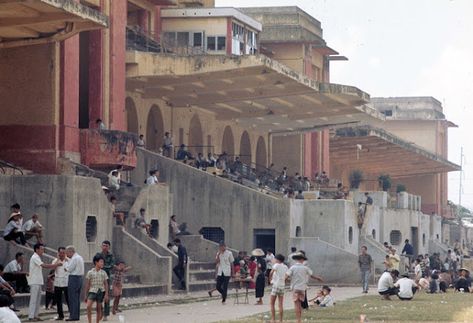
254,229,275,253
150,219,159,239
199,227,225,244
411,227,419,256
79,31,90,129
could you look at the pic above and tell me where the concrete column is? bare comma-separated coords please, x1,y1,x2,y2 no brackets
59,36,80,160
109,0,127,131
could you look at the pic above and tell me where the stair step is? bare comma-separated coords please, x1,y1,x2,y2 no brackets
188,271,216,281
189,262,215,271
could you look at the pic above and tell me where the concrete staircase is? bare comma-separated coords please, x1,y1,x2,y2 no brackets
187,261,217,292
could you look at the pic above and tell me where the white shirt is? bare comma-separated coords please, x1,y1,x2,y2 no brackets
288,253,297,267
109,176,120,190
271,262,288,288
319,294,334,307
22,219,42,232
3,221,21,236
287,263,313,291
53,258,69,287
65,253,84,276
265,254,274,270
395,277,417,298
3,260,21,273
28,253,44,285
377,272,394,292
146,175,158,185
0,307,21,323
216,250,234,276
414,264,422,280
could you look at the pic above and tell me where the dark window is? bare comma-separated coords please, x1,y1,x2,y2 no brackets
436,234,439,240
199,227,224,243
372,229,376,240
207,36,216,51
86,216,97,242
217,37,226,50
193,32,202,47
150,219,159,239
422,233,426,246
348,226,353,244
383,110,393,117
177,32,189,47
295,226,302,237
390,230,402,245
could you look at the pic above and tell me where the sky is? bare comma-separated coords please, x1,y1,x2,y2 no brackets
217,0,473,208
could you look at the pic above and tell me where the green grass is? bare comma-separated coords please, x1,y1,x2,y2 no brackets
223,292,473,322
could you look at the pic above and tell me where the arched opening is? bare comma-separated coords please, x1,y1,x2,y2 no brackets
390,230,402,246
199,227,225,244
125,97,139,134
221,126,234,156
372,229,376,240
348,226,353,244
188,114,204,156
295,226,302,237
239,131,251,164
255,136,267,172
146,105,164,151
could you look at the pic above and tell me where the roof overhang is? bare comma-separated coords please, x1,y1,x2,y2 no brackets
161,8,262,32
0,0,108,49
330,126,461,178
126,52,383,133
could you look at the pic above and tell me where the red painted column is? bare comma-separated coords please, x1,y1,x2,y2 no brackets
88,29,104,128
59,36,80,158
109,0,127,131
154,6,163,42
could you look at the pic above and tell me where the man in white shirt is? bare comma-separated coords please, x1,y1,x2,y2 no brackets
377,269,399,300
3,252,29,293
265,249,275,283
136,134,145,148
64,245,84,321
146,170,159,185
215,242,234,304
394,273,418,301
3,213,26,245
0,294,20,323
108,171,120,191
28,243,62,321
22,214,44,244
53,247,69,320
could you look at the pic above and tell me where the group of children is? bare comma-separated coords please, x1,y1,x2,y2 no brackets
268,251,333,323
44,255,131,323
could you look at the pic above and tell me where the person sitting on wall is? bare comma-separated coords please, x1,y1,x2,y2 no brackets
146,170,159,185
108,171,120,191
295,190,304,200
134,208,151,237
22,214,45,244
319,171,329,186
176,144,193,161
110,196,125,227
3,213,26,246
3,253,29,293
96,119,106,130
334,183,346,199
195,153,208,170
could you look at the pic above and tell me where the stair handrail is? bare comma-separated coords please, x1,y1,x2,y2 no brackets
0,159,24,175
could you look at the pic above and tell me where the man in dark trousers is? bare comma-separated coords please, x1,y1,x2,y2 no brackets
401,239,414,269
173,239,188,290
95,240,115,321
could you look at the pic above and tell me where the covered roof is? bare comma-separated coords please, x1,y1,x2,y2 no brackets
0,0,108,48
126,52,383,133
330,126,461,178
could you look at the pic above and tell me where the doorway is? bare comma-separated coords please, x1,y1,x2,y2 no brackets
410,227,419,256
253,229,275,253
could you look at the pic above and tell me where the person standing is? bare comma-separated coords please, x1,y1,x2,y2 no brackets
64,245,84,321
28,243,62,321
215,242,234,304
84,255,109,323
401,239,414,268
265,249,275,284
388,248,401,271
53,247,69,321
358,246,373,293
163,132,173,157
95,241,115,321
173,239,188,290
269,254,288,323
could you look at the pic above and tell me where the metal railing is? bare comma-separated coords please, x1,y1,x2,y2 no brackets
0,159,24,175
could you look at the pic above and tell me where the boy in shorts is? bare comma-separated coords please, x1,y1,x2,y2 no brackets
286,252,323,323
269,254,288,323
112,260,131,315
85,255,109,323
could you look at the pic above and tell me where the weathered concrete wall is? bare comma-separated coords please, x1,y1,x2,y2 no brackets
131,149,291,253
289,237,359,284
179,235,238,263
290,199,359,255
112,227,172,289
129,184,172,246
0,175,112,261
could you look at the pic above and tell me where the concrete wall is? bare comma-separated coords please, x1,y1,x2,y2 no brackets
131,149,291,253
0,175,112,261
290,199,359,255
129,184,172,246
112,227,172,288
289,237,359,284
179,235,238,263
162,17,227,35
